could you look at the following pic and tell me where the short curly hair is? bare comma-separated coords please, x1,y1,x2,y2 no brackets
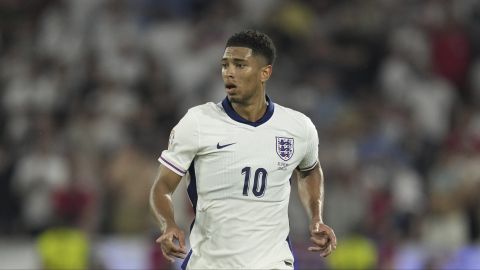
225,30,276,65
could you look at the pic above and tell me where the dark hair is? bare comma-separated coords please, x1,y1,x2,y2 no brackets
226,30,276,65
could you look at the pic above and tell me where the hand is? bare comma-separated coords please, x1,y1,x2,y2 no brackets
156,225,187,262
308,220,337,257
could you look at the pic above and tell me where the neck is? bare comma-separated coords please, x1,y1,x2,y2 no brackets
231,91,267,122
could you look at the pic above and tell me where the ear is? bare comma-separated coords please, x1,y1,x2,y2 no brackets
260,65,273,83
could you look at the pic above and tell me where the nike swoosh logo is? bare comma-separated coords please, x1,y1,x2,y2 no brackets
217,142,236,149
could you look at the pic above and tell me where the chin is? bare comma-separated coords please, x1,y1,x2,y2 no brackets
227,95,239,102
227,95,244,104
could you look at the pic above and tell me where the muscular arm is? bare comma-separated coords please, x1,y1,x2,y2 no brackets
150,164,182,231
149,164,187,262
296,164,324,223
296,163,336,257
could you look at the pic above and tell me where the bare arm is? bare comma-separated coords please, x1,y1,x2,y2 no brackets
296,163,336,257
297,164,324,222
149,164,187,262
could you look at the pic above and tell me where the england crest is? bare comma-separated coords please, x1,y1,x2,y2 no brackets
276,137,294,161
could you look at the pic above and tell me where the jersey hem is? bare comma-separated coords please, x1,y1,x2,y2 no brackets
298,160,318,172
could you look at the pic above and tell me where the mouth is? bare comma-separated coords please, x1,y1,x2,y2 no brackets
225,83,237,94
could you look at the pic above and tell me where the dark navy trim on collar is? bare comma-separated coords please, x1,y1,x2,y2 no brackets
221,96,275,127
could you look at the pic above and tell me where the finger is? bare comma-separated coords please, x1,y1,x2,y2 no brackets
312,226,337,249
320,244,333,257
177,231,186,250
160,248,175,263
307,246,324,252
311,226,327,235
163,239,187,254
308,242,332,253
169,244,188,254
325,229,337,249
310,236,328,247
169,251,187,259
158,236,186,255
156,234,172,243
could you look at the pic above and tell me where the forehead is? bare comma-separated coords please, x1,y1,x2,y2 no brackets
222,47,253,60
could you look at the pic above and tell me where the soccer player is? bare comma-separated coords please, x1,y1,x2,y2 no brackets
150,30,336,269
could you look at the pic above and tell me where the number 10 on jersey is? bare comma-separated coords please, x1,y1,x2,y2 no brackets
241,167,267,197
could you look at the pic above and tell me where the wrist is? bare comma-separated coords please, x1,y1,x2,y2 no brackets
311,216,323,224
165,220,177,228
160,219,177,233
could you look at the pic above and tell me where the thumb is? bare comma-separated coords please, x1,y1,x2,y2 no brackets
155,236,162,243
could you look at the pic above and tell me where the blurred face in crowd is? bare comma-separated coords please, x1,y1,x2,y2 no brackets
221,47,272,104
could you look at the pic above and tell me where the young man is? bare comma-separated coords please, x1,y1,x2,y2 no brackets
150,30,336,269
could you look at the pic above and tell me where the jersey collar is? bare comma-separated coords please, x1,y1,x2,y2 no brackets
221,95,275,127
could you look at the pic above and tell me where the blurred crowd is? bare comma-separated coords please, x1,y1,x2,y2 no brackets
1,0,480,269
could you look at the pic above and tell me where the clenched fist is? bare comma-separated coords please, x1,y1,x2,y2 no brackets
308,221,337,257
156,225,187,262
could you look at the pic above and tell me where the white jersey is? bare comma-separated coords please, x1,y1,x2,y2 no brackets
159,96,319,269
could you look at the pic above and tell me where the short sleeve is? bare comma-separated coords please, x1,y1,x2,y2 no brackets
298,117,319,171
159,110,199,176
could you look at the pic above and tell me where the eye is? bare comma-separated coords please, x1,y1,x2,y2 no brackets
221,63,227,68
235,63,246,68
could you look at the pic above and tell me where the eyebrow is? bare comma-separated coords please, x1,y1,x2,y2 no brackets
221,58,248,62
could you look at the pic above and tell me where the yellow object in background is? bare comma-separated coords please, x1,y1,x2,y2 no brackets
327,234,377,270
37,228,89,270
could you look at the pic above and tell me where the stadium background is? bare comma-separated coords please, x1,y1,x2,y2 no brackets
1,0,480,269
